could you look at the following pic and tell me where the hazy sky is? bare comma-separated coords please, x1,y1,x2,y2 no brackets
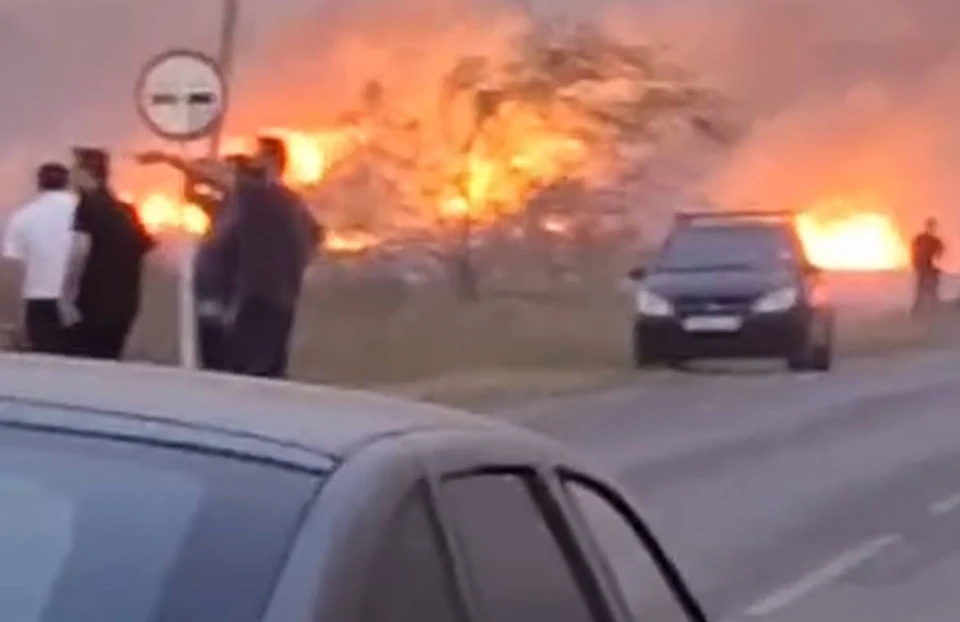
0,0,314,200
4,0,960,242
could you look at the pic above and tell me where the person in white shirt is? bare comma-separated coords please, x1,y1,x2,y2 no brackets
1,163,79,353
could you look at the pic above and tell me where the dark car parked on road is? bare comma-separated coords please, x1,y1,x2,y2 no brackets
629,211,834,372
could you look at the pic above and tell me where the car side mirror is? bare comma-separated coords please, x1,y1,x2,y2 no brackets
802,262,822,276
628,267,646,280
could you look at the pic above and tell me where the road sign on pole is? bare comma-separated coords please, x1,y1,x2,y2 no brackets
135,49,228,370
136,49,227,142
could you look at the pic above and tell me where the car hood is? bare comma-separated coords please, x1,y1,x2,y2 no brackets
643,268,794,299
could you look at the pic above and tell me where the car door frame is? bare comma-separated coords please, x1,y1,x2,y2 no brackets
408,427,630,622
549,468,709,622
262,432,444,622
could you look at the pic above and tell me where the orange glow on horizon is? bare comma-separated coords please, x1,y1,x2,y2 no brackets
797,198,909,271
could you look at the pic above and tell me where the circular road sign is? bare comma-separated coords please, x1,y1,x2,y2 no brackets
135,49,226,142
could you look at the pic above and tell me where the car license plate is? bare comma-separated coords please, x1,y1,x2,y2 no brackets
682,315,742,332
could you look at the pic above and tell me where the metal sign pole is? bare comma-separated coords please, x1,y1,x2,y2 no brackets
178,229,199,368
175,0,239,369
178,140,199,369
210,0,238,159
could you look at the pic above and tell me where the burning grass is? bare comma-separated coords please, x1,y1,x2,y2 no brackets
121,18,729,300
110,3,927,288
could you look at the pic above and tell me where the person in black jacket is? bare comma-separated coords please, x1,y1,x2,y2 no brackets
186,154,252,370
222,137,321,378
64,147,156,359
137,138,321,378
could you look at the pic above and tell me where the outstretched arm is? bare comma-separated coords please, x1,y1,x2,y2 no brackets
135,151,231,191
184,184,222,219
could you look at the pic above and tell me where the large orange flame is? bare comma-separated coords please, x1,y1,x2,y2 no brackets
127,116,588,252
796,198,909,271
128,127,368,249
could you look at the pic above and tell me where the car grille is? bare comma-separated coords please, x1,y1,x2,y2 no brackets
672,295,755,314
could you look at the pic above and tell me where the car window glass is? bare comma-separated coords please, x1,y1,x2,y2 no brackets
0,412,321,622
0,474,76,621
363,486,464,622
567,481,690,621
443,473,598,622
656,225,792,271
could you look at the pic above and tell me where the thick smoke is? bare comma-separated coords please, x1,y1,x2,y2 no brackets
610,0,960,252
5,0,960,261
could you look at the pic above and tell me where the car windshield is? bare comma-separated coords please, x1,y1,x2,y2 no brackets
654,224,798,272
0,412,322,622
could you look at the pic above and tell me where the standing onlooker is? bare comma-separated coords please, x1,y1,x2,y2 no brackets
910,217,945,319
224,136,320,378
135,151,251,370
66,147,156,359
188,154,251,370
1,163,78,354
136,138,322,378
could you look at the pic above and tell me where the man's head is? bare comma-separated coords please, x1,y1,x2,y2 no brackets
36,162,70,192
225,153,254,176
925,217,938,234
253,136,287,180
71,147,110,192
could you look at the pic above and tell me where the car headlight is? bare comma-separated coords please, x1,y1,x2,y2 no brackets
635,289,673,317
752,286,798,313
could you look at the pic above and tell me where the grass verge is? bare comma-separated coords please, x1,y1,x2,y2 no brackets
6,265,951,410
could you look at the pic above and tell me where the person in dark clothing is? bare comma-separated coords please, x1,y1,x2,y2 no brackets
910,217,945,318
187,154,252,370
66,148,156,359
135,139,322,377
223,136,321,378
134,150,256,370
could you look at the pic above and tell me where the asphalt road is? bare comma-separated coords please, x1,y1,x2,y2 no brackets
509,350,960,621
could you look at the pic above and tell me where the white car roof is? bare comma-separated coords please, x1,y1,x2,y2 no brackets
0,354,499,460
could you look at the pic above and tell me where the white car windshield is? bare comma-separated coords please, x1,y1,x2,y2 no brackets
0,409,321,622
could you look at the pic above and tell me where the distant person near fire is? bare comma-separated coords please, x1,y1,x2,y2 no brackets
66,148,157,359
910,217,945,318
1,163,78,354
137,137,322,378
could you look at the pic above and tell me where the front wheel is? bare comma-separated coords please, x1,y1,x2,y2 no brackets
787,312,834,372
632,321,660,369
789,343,833,371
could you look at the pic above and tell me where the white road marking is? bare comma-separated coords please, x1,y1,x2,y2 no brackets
929,492,960,516
744,534,902,617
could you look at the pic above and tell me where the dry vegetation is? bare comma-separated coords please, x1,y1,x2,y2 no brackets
2,13,957,408
0,259,956,409
105,263,960,409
